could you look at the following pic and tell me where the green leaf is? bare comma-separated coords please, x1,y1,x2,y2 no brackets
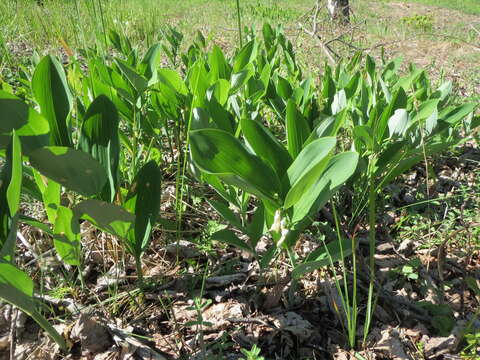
190,129,281,203
79,95,120,202
412,99,439,123
208,199,243,230
114,58,148,94
230,65,254,94
74,199,134,239
157,68,189,95
353,125,374,150
387,109,408,138
53,206,81,266
32,55,72,147
19,215,53,236
188,60,210,105
292,151,359,225
240,117,292,178
0,135,22,246
377,141,454,188
29,146,108,197
0,261,67,350
125,161,161,255
6,132,22,215
0,213,19,263
33,169,60,224
208,45,230,80
207,79,230,106
140,43,162,80
284,137,336,209
276,75,293,100
331,89,347,115
233,40,257,72
246,202,265,249
378,87,407,141
440,103,475,124
0,90,50,136
431,81,452,103
293,238,353,279
211,229,253,254
286,99,310,158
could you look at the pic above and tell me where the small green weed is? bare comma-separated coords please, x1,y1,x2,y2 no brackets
241,344,265,360
243,1,297,22
401,14,434,31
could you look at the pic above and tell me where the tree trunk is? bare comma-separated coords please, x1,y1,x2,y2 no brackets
327,0,350,23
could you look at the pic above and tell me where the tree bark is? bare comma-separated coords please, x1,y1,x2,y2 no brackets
327,0,350,23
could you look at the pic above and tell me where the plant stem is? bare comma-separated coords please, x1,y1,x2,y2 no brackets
235,0,243,47
363,170,377,344
135,255,144,289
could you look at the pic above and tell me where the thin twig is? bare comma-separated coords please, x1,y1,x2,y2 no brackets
470,24,480,36
298,22,337,65
9,308,18,360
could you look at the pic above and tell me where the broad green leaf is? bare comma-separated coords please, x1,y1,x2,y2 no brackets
306,111,347,145
74,199,134,239
0,90,50,136
190,129,281,203
431,81,452,103
412,99,439,123
365,55,376,83
188,60,210,106
286,100,310,158
211,229,253,254
353,125,375,151
53,206,81,266
208,199,243,230
207,79,230,106
292,237,353,279
114,58,148,94
140,43,162,80
125,161,161,255
0,261,67,350
206,98,235,133
331,89,347,115
378,87,407,141
230,65,255,94
245,202,265,249
240,118,292,178
233,40,257,72
208,45,230,80
32,55,72,147
79,95,120,202
292,151,359,225
0,135,21,246
29,146,108,197
378,142,454,188
395,68,423,91
276,75,293,100
191,107,211,130
33,169,60,224
158,68,188,95
425,108,438,136
387,109,408,138
284,137,336,209
440,103,476,124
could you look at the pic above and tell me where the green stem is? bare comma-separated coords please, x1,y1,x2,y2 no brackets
235,0,243,47
363,170,377,344
135,255,144,289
